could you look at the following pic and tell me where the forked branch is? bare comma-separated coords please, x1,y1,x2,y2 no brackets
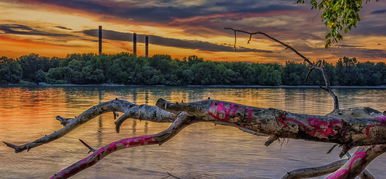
51,112,194,179
224,27,339,113
3,99,176,153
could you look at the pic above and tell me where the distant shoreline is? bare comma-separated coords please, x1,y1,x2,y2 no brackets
1,83,386,89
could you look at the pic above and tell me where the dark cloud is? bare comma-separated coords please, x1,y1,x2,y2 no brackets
359,49,386,58
351,21,386,36
337,44,362,48
261,40,386,61
371,9,386,14
55,26,72,30
0,24,72,37
304,43,386,60
83,29,272,53
18,0,316,42
24,0,297,22
26,0,202,21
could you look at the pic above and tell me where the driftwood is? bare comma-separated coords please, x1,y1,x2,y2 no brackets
3,29,386,179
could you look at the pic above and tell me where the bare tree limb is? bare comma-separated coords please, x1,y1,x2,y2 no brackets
156,98,386,147
282,150,375,179
224,27,339,113
345,152,375,179
3,99,176,153
325,145,385,179
282,159,347,179
224,27,311,63
51,112,194,179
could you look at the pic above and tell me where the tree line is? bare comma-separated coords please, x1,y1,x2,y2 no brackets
0,53,385,86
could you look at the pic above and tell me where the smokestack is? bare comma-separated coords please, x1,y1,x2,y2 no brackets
98,26,102,55
145,36,149,57
133,33,137,56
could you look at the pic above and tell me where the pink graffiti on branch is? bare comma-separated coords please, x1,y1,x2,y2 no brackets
365,116,386,136
327,152,367,179
208,102,253,122
276,114,343,139
307,118,342,137
51,135,156,179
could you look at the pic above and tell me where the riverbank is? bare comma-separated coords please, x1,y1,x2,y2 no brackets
1,83,386,89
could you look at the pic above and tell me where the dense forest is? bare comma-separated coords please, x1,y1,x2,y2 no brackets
0,53,385,86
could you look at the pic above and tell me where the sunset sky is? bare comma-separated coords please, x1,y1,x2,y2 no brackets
0,0,385,63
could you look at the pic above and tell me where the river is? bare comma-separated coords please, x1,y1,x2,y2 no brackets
0,87,385,178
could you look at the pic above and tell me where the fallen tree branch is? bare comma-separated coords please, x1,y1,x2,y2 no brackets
3,99,176,153
51,112,194,179
156,98,386,147
3,97,385,178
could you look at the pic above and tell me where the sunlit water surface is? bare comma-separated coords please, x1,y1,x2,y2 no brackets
0,87,385,179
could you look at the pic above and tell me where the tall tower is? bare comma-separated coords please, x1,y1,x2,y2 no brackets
98,26,102,55
133,33,137,56
145,36,149,57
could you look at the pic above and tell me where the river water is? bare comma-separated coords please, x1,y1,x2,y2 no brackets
0,87,385,179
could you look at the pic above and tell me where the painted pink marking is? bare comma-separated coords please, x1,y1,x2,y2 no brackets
327,152,367,179
276,114,288,126
276,114,343,138
246,108,253,122
51,135,156,179
208,102,251,122
208,102,229,121
276,114,306,128
327,169,348,179
307,118,342,138
365,116,386,136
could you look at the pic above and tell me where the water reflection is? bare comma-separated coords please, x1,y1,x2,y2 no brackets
0,87,385,178
98,89,103,146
